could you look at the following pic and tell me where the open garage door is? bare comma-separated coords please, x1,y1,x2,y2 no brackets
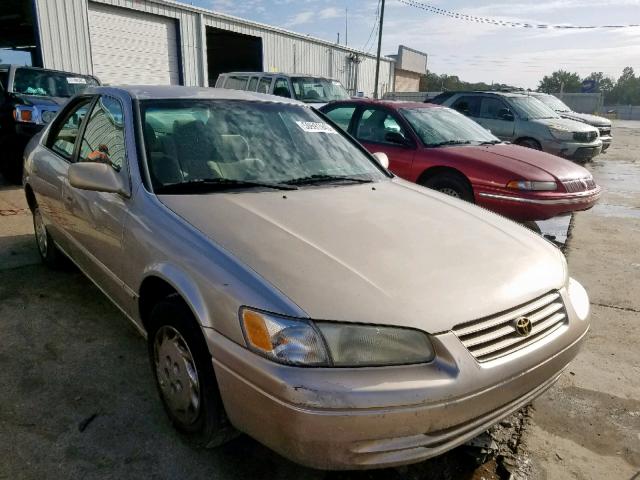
206,27,262,87
88,3,181,85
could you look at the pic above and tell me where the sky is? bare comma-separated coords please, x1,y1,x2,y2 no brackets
191,0,640,89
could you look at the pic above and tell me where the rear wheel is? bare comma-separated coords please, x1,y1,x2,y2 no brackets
422,172,474,202
516,138,542,151
33,206,65,269
148,297,237,448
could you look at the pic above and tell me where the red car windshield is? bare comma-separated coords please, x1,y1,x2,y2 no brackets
401,107,500,146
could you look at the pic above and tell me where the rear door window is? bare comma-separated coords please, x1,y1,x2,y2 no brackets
451,96,481,117
257,77,272,94
248,77,259,92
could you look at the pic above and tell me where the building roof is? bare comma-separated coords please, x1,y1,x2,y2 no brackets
88,85,305,104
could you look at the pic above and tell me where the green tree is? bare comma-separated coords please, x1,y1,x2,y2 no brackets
610,67,640,104
585,72,615,94
538,70,582,93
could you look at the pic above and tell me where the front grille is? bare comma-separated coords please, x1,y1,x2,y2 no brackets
452,292,567,362
562,177,596,193
573,131,598,142
598,127,611,137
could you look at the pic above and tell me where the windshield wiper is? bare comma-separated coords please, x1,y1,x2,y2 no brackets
477,140,503,145
155,178,298,194
284,174,373,186
427,140,472,147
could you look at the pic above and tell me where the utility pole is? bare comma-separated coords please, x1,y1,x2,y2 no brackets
373,0,385,99
337,32,340,44
345,8,348,46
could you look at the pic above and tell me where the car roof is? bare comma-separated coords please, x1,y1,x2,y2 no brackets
221,72,338,80
440,90,531,98
0,64,97,77
85,85,305,105
325,99,440,110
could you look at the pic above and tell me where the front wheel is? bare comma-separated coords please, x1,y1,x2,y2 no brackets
148,298,237,448
516,138,542,151
33,207,65,268
422,172,474,202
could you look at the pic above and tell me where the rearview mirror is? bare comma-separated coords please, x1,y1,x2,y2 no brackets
69,162,128,195
372,152,389,169
498,108,514,121
384,131,408,145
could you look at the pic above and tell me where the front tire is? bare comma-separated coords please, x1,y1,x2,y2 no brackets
422,172,474,202
148,297,236,448
516,138,542,150
33,206,65,269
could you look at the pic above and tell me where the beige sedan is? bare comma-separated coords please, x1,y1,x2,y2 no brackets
23,86,590,469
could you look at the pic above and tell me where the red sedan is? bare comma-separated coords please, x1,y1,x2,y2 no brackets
320,100,601,222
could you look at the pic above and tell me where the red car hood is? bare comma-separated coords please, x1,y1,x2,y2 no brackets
439,143,591,182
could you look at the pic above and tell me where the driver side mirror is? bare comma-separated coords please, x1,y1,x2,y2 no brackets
69,162,128,196
384,131,409,146
372,152,389,169
498,108,514,121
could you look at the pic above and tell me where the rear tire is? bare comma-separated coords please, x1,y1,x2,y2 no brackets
33,206,66,269
516,138,542,151
148,297,237,448
422,172,474,202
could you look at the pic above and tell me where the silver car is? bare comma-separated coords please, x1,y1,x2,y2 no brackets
23,86,591,470
435,91,602,162
528,92,612,152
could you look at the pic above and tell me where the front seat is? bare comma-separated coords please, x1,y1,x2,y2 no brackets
172,120,220,180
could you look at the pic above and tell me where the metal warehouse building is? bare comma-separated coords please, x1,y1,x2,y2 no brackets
2,0,395,97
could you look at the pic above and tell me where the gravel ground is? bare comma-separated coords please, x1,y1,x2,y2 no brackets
1,122,638,480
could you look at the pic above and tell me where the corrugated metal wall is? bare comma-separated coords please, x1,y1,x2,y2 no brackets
33,0,394,96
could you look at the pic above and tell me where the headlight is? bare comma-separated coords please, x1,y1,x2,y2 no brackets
567,278,590,321
41,110,57,123
240,308,435,367
507,180,557,191
14,105,38,124
548,125,574,141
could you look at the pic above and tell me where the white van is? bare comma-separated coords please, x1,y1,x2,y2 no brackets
215,72,350,108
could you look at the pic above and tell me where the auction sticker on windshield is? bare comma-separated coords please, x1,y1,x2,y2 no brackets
296,121,337,134
66,77,87,84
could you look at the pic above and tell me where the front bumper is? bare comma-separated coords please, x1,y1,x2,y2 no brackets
600,135,612,152
476,186,602,222
204,296,589,470
542,139,602,161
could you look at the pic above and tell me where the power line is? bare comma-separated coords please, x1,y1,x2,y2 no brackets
362,0,381,52
398,0,640,29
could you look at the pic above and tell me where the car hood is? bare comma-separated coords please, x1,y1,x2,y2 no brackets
440,143,593,182
10,93,67,107
158,180,566,333
559,111,611,128
533,116,597,133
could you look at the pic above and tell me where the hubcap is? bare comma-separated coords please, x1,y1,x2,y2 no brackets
439,187,461,198
154,326,200,425
34,210,48,257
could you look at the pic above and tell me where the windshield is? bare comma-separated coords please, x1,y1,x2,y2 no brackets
291,77,350,103
401,107,500,146
509,96,559,120
140,100,387,193
532,94,571,113
12,67,98,97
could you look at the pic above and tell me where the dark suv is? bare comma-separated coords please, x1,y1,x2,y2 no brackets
0,65,99,182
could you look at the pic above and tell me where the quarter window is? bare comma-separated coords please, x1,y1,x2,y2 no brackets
47,98,93,160
356,108,407,145
79,96,126,171
324,106,356,131
451,96,481,117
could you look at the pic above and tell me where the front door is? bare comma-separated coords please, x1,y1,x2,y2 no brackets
478,97,516,140
353,106,415,179
61,95,131,307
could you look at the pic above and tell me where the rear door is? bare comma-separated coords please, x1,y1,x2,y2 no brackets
353,106,415,179
478,96,516,140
